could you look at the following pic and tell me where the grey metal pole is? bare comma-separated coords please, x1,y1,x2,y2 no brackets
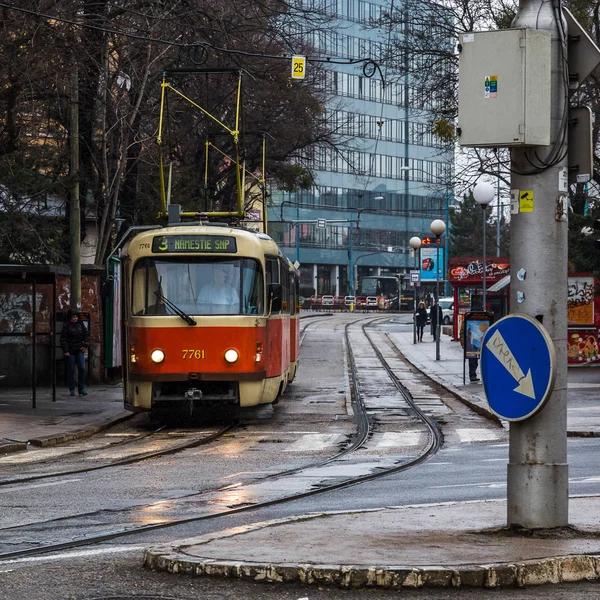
70,70,81,309
496,167,501,257
508,0,568,528
482,206,487,309
444,195,450,296
435,241,440,360
413,250,417,344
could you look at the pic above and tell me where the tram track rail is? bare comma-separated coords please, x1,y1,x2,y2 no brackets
0,315,442,562
0,423,167,469
0,424,233,488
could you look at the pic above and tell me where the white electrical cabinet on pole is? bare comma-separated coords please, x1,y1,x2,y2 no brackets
458,1,600,529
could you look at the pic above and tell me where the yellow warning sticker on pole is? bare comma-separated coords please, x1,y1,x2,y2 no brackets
519,190,534,212
291,56,306,79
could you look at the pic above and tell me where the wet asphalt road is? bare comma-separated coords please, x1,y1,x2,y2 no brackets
1,315,599,599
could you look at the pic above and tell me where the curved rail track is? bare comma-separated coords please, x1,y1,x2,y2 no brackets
0,315,443,562
0,425,233,487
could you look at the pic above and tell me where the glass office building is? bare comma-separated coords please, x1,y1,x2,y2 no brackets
268,0,454,297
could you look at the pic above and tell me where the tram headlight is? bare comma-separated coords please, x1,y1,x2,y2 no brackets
151,349,165,363
224,348,239,363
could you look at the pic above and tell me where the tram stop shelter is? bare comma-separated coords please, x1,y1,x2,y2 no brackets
0,265,70,408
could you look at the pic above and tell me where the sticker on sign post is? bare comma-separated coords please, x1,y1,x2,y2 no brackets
519,190,534,212
291,56,306,79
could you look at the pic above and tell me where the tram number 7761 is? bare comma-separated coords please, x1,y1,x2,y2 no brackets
182,349,206,359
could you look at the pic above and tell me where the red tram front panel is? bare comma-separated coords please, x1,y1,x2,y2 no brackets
128,324,267,381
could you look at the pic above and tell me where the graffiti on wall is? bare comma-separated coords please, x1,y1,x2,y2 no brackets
567,277,594,325
568,329,600,364
0,287,52,342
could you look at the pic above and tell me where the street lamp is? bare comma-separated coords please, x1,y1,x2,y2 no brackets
473,182,495,311
409,236,421,344
430,219,446,361
400,166,453,297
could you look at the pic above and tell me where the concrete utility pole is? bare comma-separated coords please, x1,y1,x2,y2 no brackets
70,70,82,309
509,0,568,528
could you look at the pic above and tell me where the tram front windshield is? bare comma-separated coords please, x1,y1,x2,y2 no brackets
132,258,264,316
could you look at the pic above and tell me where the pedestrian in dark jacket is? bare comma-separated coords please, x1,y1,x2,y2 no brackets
415,301,427,342
430,300,443,340
60,309,90,396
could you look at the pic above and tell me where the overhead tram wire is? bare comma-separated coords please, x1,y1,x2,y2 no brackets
0,1,385,84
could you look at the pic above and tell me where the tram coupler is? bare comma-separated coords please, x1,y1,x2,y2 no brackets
185,388,203,401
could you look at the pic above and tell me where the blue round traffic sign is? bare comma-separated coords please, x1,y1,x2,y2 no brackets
480,313,556,421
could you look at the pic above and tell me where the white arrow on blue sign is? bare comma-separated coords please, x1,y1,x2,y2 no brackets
480,313,556,421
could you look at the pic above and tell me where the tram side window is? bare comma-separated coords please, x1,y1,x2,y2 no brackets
266,257,279,285
289,272,297,316
132,261,166,315
241,259,264,315
280,259,290,314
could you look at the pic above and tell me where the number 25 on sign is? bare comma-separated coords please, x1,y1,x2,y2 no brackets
292,56,306,80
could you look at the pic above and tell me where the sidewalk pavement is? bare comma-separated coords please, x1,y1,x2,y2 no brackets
144,321,600,589
0,384,130,454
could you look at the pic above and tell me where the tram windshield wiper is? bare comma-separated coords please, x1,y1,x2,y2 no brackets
153,291,197,326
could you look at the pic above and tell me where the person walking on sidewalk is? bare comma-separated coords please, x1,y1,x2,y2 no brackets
415,301,427,342
60,309,90,397
430,300,443,341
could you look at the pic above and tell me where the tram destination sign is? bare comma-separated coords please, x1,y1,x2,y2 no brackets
152,235,237,253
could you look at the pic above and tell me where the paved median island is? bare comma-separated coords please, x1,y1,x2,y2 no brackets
144,497,600,589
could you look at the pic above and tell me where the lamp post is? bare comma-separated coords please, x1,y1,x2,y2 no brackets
473,182,495,311
409,236,421,344
400,166,453,299
444,188,452,296
430,219,446,361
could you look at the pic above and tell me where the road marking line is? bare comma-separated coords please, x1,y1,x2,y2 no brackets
284,434,345,452
0,545,144,566
371,431,423,448
0,478,82,493
455,429,503,443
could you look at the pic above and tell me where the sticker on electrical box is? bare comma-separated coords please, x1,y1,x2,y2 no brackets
484,76,498,99
510,189,520,215
520,190,534,213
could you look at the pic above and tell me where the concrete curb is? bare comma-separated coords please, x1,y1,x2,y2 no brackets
143,503,600,589
144,548,600,589
0,440,28,454
392,339,504,427
398,341,597,437
28,411,133,448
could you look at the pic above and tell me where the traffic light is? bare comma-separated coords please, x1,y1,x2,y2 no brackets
420,236,442,246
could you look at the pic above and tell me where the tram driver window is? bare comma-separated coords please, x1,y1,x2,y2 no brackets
132,258,264,317
197,263,240,314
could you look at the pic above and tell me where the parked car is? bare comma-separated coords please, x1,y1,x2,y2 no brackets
333,295,346,309
321,295,334,307
425,298,454,325
439,297,454,324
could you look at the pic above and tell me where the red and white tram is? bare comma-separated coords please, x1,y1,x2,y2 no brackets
121,223,299,420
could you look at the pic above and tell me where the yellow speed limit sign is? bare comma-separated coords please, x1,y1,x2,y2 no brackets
291,55,306,79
